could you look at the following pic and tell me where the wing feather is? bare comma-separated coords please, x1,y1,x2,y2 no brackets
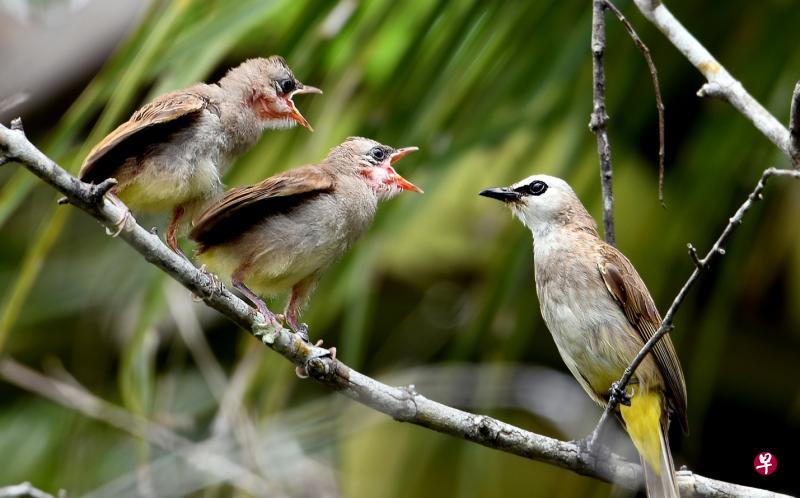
189,166,335,249
79,88,216,183
597,244,689,432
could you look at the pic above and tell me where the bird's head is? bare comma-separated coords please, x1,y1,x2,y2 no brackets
327,137,423,200
222,56,322,131
480,175,596,235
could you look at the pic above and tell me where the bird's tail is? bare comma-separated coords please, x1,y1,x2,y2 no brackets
620,390,680,498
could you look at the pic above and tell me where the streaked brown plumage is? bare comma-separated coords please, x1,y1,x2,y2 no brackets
79,56,321,254
189,137,422,333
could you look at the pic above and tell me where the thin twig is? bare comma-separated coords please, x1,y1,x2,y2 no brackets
0,92,30,114
590,0,616,246
789,81,800,165
602,0,667,205
633,0,796,166
687,243,703,269
0,358,277,498
597,167,800,424
0,120,790,498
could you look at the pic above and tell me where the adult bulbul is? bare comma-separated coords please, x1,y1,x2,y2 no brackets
189,137,422,334
79,56,321,254
480,175,687,498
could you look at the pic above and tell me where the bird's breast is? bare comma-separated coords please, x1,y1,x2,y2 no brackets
533,234,645,395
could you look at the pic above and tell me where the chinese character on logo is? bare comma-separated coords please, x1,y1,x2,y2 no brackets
754,452,777,476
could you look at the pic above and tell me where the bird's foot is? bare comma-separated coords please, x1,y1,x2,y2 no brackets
292,322,311,343
607,380,635,407
295,339,337,379
192,265,223,302
105,206,134,237
253,309,283,345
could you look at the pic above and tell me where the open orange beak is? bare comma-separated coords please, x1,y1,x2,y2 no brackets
287,84,322,132
389,146,423,193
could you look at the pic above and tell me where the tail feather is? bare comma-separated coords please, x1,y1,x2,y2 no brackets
641,423,679,498
620,390,680,498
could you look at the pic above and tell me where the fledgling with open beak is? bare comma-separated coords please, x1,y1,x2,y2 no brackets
189,137,422,339
78,56,321,255
480,175,687,498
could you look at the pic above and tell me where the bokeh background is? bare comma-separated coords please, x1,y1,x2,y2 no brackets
1,0,799,496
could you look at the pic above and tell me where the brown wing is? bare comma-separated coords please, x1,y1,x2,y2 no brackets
189,166,335,249
79,89,217,183
597,244,689,432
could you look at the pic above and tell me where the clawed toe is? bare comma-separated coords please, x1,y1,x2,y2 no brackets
199,265,223,294
608,381,633,407
192,265,223,301
294,342,337,379
106,208,134,237
292,322,311,342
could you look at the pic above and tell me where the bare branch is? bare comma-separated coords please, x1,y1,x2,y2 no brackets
633,0,798,167
687,243,703,269
590,0,616,246
599,166,800,423
0,92,30,114
0,121,790,498
0,482,61,498
790,81,800,161
0,358,277,498
602,0,667,205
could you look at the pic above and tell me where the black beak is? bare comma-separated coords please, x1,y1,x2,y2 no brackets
479,187,520,202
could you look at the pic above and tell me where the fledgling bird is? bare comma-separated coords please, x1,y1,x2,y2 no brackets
78,56,321,254
480,175,687,498
189,137,422,335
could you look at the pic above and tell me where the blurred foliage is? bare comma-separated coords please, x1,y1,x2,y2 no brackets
1,0,799,496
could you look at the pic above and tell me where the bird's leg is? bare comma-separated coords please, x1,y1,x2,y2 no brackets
105,192,135,237
285,280,314,342
166,205,190,261
231,277,278,326
576,378,640,457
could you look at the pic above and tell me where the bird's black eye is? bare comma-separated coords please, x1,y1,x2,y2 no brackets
518,180,548,196
369,147,386,161
277,79,296,94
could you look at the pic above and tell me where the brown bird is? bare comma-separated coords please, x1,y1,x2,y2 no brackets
480,175,687,498
78,56,321,254
189,137,422,335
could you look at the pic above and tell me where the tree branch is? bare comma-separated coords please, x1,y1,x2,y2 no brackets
601,0,667,205
0,121,789,498
0,482,61,498
790,81,800,160
590,0,616,246
597,166,800,428
0,358,276,497
632,0,800,167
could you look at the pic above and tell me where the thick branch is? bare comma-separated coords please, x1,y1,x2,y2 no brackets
633,0,799,167
599,166,800,424
590,0,616,246
0,122,789,498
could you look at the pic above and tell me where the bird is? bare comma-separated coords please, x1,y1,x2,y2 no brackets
188,136,422,337
480,175,687,498
78,56,321,255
